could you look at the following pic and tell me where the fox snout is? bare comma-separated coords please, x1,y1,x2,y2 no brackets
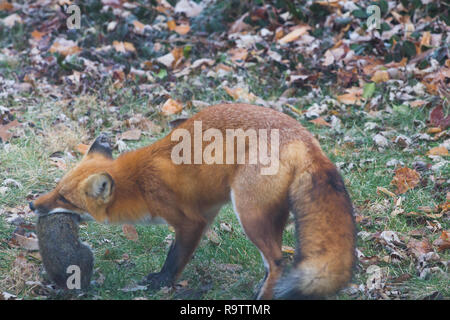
29,201,35,211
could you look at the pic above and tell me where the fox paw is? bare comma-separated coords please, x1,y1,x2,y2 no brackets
140,272,173,290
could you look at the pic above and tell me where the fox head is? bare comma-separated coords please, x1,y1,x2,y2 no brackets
30,134,116,222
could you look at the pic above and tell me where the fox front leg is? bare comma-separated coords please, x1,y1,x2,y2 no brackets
142,220,207,290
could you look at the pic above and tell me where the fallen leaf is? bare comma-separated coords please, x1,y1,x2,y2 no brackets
427,146,448,156
409,100,427,108
429,106,450,129
157,52,175,68
420,31,431,48
174,0,203,18
391,167,421,194
219,222,232,232
107,21,117,32
167,20,176,31
366,265,384,291
0,1,13,11
371,70,390,83
309,117,331,127
2,13,22,27
156,48,184,69
122,224,138,241
12,232,39,251
49,38,81,56
229,13,251,34
278,25,310,44
223,86,257,103
126,114,162,134
206,229,220,244
229,47,248,65
175,24,190,35
376,186,397,198
132,20,146,34
31,30,45,41
113,41,136,53
0,119,19,142
337,87,363,105
120,129,142,141
282,245,295,254
407,238,433,259
426,127,442,134
120,283,147,292
433,231,450,252
161,98,183,116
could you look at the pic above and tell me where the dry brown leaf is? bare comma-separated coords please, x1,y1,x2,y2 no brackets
427,146,448,156
391,167,421,194
219,222,232,233
156,52,175,68
175,24,190,35
309,117,331,127
132,20,146,33
229,47,248,65
162,98,183,116
206,229,220,244
337,93,362,105
167,20,176,31
49,38,81,56
407,238,433,259
171,47,184,66
229,13,251,33
0,1,13,11
12,233,39,251
376,186,397,198
113,41,136,53
282,245,295,254
433,231,450,252
426,127,442,134
409,100,427,108
2,13,22,27
157,48,184,69
371,70,390,83
420,31,431,48
0,119,20,142
223,86,256,103
126,114,162,134
31,30,45,41
120,129,142,141
122,224,139,242
278,25,310,44
315,0,340,8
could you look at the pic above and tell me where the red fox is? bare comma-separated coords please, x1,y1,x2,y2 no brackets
30,103,355,299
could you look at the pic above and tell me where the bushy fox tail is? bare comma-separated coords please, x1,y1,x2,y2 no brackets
274,162,355,299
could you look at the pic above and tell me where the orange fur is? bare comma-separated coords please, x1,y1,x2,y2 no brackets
32,103,355,299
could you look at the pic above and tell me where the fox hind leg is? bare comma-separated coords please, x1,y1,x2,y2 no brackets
230,189,289,299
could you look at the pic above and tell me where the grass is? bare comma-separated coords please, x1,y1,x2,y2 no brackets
1,78,448,299
0,1,448,298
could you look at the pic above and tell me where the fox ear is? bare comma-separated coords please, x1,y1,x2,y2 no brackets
84,173,114,202
88,133,113,158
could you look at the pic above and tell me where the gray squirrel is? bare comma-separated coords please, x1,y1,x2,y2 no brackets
36,213,94,290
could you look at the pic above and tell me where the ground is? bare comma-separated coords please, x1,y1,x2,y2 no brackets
0,0,449,300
